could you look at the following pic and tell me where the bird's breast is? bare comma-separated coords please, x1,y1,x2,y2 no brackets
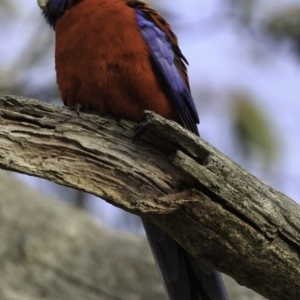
54,0,180,123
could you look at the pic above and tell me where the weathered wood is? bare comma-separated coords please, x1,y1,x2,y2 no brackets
0,170,166,300
0,95,182,212
0,95,299,300
0,170,266,300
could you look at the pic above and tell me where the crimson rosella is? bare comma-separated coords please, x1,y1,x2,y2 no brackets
37,0,228,299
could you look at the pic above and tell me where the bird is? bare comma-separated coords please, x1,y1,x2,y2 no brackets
37,0,229,299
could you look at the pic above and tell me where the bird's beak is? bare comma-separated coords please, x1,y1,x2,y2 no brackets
37,0,49,12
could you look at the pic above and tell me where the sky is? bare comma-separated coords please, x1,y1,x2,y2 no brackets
1,0,300,229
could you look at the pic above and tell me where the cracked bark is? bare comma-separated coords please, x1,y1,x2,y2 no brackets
0,95,299,300
0,170,265,300
0,170,166,300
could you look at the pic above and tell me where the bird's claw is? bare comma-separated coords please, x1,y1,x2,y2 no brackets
70,103,90,116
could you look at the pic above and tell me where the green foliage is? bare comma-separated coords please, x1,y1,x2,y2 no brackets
0,0,15,19
232,93,278,169
265,7,300,55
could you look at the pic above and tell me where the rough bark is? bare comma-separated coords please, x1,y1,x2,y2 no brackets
0,95,299,300
0,170,266,300
0,170,166,300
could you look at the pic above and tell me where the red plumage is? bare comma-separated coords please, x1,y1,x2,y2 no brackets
55,0,180,123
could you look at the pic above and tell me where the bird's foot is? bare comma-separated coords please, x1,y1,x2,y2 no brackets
70,103,90,116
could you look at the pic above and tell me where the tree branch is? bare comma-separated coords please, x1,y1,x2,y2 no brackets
0,170,166,300
0,169,266,300
0,95,299,300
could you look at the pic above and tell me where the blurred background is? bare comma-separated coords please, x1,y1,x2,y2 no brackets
1,0,300,299
0,0,299,246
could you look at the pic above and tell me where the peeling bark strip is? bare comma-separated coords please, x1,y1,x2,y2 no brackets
0,95,299,300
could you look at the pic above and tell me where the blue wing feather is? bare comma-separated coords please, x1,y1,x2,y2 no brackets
135,9,200,135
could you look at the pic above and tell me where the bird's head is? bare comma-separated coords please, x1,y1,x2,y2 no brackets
37,0,74,28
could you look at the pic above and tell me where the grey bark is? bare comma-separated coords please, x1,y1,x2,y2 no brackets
0,170,165,300
0,95,299,300
0,170,265,300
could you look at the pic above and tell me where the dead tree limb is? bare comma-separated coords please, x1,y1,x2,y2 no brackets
0,170,166,300
0,95,299,300
0,170,265,300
